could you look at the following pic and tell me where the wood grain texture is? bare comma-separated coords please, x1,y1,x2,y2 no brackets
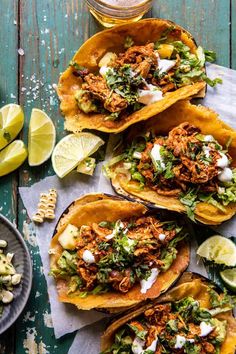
0,1,234,353
231,0,236,69
15,1,88,352
0,1,18,353
152,0,231,67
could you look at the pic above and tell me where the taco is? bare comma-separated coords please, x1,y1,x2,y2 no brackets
108,100,236,225
101,272,236,354
57,18,220,134
49,193,189,311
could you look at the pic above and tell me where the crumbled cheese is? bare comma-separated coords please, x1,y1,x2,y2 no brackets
158,59,176,74
158,233,166,241
82,250,95,264
140,268,159,294
200,322,214,337
174,335,194,349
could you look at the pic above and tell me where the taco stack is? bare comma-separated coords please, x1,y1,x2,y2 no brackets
57,18,212,133
101,273,236,354
50,194,189,311
108,100,236,225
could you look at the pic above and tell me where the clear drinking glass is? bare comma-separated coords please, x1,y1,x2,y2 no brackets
86,0,153,28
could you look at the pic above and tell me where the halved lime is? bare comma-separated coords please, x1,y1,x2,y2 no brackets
28,108,56,166
197,235,236,267
0,104,24,150
220,268,236,292
0,140,27,177
52,133,104,178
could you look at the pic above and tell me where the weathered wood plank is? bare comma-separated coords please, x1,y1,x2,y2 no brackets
0,0,19,353
16,1,89,353
152,0,231,67
231,0,236,69
16,0,88,354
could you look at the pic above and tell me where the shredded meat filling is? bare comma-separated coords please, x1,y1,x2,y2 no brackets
82,73,128,112
130,303,220,354
137,122,224,195
73,216,180,294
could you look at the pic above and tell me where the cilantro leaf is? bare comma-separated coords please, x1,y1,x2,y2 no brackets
204,49,217,63
128,324,147,340
179,188,199,222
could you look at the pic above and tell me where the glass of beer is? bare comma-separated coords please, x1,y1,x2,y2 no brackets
86,0,153,28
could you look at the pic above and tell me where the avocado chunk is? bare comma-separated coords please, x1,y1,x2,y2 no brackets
58,224,79,250
77,157,96,176
75,89,98,114
210,318,227,343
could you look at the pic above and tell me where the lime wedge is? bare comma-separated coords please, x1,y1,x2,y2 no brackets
0,104,24,150
220,268,236,292
52,133,104,178
197,235,236,267
28,108,56,166
0,140,27,176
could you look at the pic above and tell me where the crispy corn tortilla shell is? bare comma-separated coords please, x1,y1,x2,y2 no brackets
101,272,236,354
111,100,236,225
57,18,206,133
50,193,189,310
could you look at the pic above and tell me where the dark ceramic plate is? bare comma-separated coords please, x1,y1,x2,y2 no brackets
0,214,32,334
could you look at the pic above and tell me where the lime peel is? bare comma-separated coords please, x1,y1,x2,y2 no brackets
0,104,24,150
0,140,27,177
28,108,56,166
220,268,236,292
197,235,236,267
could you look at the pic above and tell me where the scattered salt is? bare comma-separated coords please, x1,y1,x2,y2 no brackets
18,48,25,56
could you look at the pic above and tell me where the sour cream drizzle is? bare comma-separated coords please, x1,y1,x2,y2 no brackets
132,336,158,354
150,144,166,169
218,167,233,182
140,268,159,294
217,152,229,168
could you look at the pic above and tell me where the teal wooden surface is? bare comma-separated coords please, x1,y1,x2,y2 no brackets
232,0,236,69
0,1,18,353
0,1,234,353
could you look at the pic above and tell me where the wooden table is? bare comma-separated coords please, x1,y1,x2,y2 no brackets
0,0,235,353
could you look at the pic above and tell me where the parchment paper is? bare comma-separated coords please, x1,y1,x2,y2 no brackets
19,63,236,353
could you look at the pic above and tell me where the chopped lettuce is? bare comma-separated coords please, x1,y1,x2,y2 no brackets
68,275,83,294
217,169,236,205
51,250,78,278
